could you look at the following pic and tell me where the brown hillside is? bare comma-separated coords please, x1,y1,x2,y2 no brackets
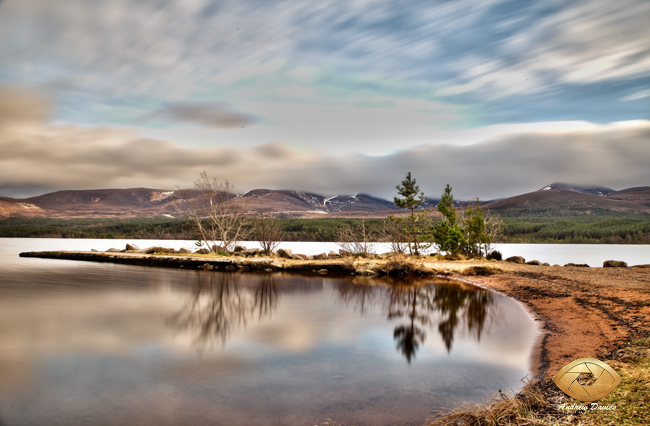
0,188,402,219
605,186,650,205
484,189,650,215
1,188,186,218
2,185,648,219
0,197,46,217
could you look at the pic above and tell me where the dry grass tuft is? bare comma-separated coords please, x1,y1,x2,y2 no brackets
382,253,432,276
426,381,565,426
461,265,504,276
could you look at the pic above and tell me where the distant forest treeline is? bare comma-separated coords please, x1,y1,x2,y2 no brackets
1,215,649,244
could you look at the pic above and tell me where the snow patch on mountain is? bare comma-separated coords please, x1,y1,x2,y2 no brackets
537,183,615,196
323,196,337,206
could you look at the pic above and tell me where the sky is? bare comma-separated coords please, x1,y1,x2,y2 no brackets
0,0,648,200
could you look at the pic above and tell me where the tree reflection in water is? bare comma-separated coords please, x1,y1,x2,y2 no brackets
168,272,278,351
170,273,496,363
337,277,496,364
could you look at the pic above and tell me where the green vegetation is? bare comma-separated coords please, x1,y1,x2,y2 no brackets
0,216,195,239
429,184,502,256
432,184,468,254
500,216,650,244
390,172,431,255
587,342,650,425
1,215,649,244
279,218,385,241
490,206,646,218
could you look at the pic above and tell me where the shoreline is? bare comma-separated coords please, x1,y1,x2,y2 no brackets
18,250,650,423
20,249,649,378
19,251,650,370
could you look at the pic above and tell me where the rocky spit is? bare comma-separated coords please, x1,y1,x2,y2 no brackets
17,250,367,274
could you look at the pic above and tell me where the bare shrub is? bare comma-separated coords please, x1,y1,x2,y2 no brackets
177,171,249,253
382,217,409,254
480,213,503,257
251,210,282,255
337,219,377,257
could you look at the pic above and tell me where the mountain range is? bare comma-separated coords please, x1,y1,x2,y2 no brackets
0,183,648,219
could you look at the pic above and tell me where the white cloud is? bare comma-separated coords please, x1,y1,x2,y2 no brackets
621,89,650,102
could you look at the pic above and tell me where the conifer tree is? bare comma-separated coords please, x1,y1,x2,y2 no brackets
391,172,430,255
432,184,467,254
433,187,501,257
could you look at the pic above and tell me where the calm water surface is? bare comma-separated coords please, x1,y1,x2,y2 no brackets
0,239,537,425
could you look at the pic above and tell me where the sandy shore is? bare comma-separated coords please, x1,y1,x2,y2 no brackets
421,260,650,380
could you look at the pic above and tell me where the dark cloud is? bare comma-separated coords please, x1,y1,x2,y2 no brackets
140,102,257,129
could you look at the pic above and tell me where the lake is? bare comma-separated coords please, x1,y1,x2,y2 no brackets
4,238,647,266
1,238,537,425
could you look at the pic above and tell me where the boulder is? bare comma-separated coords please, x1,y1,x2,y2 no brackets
542,262,550,266
277,248,293,258
316,269,329,274
632,264,650,269
194,248,210,254
603,260,627,268
233,245,246,253
328,251,340,259
90,249,98,252
486,250,503,261
506,256,525,264
249,259,272,269
224,265,237,271
106,248,121,252
241,248,260,256
313,253,327,260
125,243,138,251
338,249,352,257
270,260,283,269
351,261,378,276
526,260,541,266
564,263,590,267
146,246,175,254
178,248,191,254
202,263,214,270
292,254,306,260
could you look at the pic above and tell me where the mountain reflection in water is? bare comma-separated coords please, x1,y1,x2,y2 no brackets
169,273,498,363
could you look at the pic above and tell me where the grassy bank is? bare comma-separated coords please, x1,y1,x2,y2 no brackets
1,216,649,244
